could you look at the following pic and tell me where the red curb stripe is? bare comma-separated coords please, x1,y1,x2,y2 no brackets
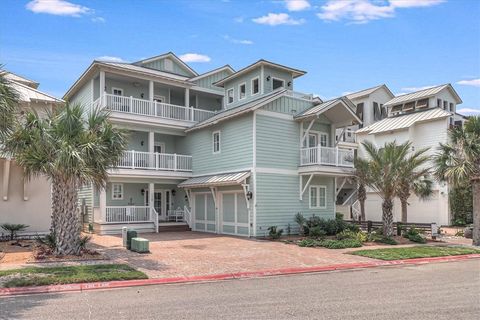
1,253,479,297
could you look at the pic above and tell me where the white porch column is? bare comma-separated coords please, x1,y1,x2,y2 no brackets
331,124,337,146
2,160,11,201
185,87,190,108
148,130,155,168
149,80,154,115
99,70,106,106
99,188,107,222
148,183,154,209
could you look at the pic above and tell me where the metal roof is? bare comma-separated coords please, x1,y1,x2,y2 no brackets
11,81,63,104
356,108,451,134
345,84,394,100
178,171,251,188
186,89,289,132
99,61,191,82
294,96,360,122
1,71,39,89
384,84,462,106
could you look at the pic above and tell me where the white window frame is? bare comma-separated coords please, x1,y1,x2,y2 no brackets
153,95,165,103
227,88,234,104
272,77,285,91
309,185,327,209
112,183,124,200
238,82,246,100
302,130,329,147
112,87,124,96
212,131,221,154
154,142,165,154
251,77,260,95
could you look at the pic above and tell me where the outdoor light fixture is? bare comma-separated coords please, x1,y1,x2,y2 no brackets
246,191,253,200
141,141,144,146
141,189,145,196
185,195,188,202
288,81,292,87
140,93,144,98
266,76,271,81
171,189,176,196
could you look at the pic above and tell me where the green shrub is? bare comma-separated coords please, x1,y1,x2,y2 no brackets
336,230,368,242
36,233,56,249
403,227,426,243
377,237,398,245
319,239,363,249
335,212,344,220
345,223,360,233
309,226,326,239
298,238,320,247
267,226,284,240
1,223,29,241
294,213,307,235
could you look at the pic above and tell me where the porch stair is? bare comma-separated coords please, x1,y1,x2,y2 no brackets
158,222,191,232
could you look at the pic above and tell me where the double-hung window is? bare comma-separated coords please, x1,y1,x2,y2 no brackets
309,185,326,209
213,131,221,154
112,183,124,200
227,88,234,104
239,83,246,100
251,77,259,95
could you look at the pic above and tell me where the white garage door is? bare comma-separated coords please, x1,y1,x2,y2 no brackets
193,193,216,233
221,192,249,236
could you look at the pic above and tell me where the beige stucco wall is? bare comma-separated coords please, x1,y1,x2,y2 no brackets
0,159,51,234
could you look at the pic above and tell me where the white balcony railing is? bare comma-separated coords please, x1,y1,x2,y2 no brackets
105,206,151,223
300,146,354,167
117,151,192,171
285,90,314,101
98,93,216,122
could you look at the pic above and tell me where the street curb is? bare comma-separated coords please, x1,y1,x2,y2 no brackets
1,253,479,297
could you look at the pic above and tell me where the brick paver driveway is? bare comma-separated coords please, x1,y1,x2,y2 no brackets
90,232,377,279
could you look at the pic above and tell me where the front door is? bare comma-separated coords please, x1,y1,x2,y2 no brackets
145,189,171,220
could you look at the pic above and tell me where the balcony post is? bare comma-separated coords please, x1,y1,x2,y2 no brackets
317,146,321,165
148,131,155,168
131,150,135,169
149,182,154,220
149,80,154,116
191,107,195,122
336,147,339,166
185,88,190,118
174,153,177,171
99,70,105,105
129,96,133,112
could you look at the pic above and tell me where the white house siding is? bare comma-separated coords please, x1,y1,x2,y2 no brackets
78,183,93,223
69,81,93,107
0,160,51,234
261,96,313,115
356,117,451,225
142,58,192,77
193,70,231,91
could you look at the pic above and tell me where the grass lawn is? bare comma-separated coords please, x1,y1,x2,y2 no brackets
349,246,480,261
0,264,148,288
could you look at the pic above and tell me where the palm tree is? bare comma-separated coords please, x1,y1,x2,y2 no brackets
0,69,19,140
359,141,410,237
4,103,127,255
354,158,370,221
396,147,433,223
434,116,480,246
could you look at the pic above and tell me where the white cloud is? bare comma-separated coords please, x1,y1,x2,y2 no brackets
91,16,105,23
179,53,211,63
285,0,311,11
253,13,305,26
457,108,480,115
223,35,253,45
26,0,91,17
96,56,126,63
317,0,444,24
457,79,480,88
400,85,437,92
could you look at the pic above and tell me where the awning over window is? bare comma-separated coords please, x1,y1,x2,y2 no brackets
178,171,251,188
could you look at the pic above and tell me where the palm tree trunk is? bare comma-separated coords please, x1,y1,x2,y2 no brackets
358,184,366,221
400,198,408,223
472,178,480,246
360,200,366,222
52,177,81,255
382,198,394,237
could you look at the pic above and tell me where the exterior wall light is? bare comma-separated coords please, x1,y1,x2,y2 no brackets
171,189,176,196
266,76,271,81
288,81,292,87
246,191,253,200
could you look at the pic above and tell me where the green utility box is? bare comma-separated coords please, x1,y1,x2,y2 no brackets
130,237,150,253
126,230,138,250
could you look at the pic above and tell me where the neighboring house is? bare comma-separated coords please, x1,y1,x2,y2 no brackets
0,71,63,235
66,52,360,235
355,84,463,226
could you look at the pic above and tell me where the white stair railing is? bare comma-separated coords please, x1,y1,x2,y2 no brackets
151,207,159,233
184,205,192,227
351,200,361,221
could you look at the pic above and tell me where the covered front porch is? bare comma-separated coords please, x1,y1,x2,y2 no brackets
91,179,191,234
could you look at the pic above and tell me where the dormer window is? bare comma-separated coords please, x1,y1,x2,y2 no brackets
416,99,428,109
227,88,234,104
252,77,259,95
239,83,246,100
272,78,284,90
403,102,415,112
391,105,402,113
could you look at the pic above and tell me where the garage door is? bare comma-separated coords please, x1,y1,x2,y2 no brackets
194,193,216,233
221,192,249,236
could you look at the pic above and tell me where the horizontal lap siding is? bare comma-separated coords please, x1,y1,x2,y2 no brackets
78,183,93,223
255,173,335,236
184,114,253,175
70,82,92,107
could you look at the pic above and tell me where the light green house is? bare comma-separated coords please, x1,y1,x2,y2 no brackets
65,52,361,236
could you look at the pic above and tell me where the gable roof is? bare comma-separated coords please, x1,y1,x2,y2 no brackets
294,96,362,125
188,65,235,82
345,84,394,100
133,52,198,77
213,59,306,87
1,71,39,89
186,89,288,132
11,80,63,104
356,107,451,134
384,84,462,107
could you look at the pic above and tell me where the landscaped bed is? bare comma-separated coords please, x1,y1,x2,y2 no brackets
349,246,480,260
0,264,148,288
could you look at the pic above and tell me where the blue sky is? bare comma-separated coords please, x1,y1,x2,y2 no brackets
1,0,479,114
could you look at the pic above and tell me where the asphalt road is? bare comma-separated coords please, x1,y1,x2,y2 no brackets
1,260,479,320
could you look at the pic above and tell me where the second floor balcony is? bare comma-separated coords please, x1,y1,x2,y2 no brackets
116,150,192,172
300,146,354,168
95,93,217,124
